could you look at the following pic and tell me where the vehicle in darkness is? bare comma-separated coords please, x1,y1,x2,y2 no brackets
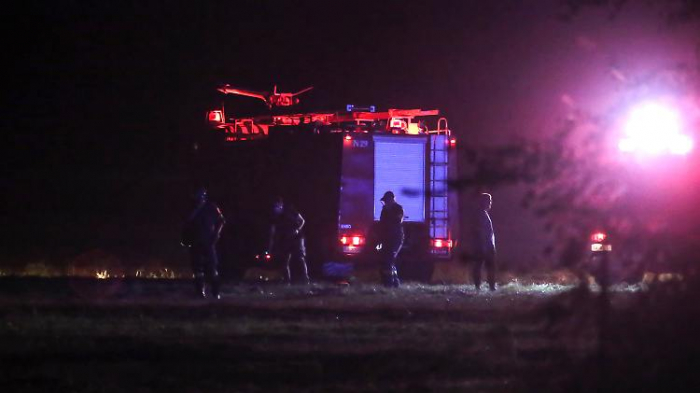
584,230,682,285
195,87,460,283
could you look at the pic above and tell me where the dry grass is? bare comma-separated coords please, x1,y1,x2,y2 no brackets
0,276,694,392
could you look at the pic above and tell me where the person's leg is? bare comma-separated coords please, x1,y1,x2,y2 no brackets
282,252,293,284
380,247,394,287
485,254,497,291
190,247,206,297
381,240,401,287
472,258,483,290
390,242,402,287
292,238,310,285
205,245,221,298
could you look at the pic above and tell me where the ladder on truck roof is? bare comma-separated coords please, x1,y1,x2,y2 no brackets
207,108,441,141
429,118,451,253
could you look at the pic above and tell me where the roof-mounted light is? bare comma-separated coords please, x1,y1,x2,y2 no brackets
208,110,224,123
346,104,376,113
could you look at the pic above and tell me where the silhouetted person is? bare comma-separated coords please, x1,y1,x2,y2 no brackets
181,187,226,299
267,197,310,285
378,191,404,287
472,193,496,291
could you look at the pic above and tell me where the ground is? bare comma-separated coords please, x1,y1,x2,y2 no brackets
0,276,644,392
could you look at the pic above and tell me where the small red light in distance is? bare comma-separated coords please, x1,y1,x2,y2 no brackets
208,110,223,122
591,232,607,243
432,239,453,248
450,138,457,146
256,253,273,262
344,135,352,141
340,236,348,245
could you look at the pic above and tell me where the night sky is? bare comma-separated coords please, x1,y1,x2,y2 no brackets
3,0,698,266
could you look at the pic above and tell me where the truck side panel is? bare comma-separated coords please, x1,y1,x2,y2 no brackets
373,135,428,223
338,135,375,243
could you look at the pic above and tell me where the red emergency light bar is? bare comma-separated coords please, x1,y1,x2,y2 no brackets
591,232,607,243
332,109,439,123
209,107,443,141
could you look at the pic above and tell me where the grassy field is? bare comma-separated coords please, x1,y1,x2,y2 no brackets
0,277,660,392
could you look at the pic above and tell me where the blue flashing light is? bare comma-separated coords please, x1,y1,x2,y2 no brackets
346,104,376,113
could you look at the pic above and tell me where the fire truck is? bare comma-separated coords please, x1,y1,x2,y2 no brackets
197,88,459,282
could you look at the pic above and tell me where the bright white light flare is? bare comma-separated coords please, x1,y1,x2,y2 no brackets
618,102,693,156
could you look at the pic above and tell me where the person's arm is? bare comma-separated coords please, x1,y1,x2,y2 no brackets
397,206,404,223
294,213,305,235
486,213,495,253
214,206,226,240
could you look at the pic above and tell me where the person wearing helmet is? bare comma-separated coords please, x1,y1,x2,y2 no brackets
266,197,310,285
378,191,404,287
181,187,226,299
